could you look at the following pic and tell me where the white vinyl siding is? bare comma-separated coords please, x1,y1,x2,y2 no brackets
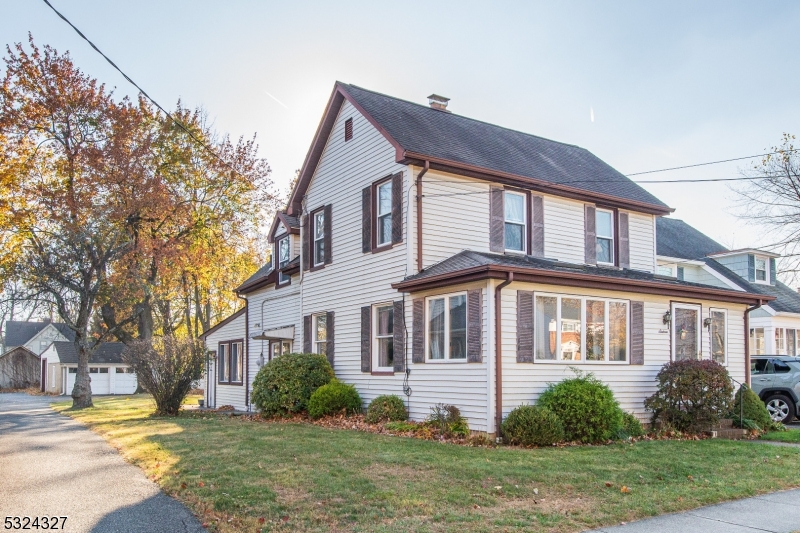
542,195,585,264
203,310,247,410
628,212,655,272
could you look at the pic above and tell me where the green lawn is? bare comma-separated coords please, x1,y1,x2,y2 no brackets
761,428,800,443
54,395,800,533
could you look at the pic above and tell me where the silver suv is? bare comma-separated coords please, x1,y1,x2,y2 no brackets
750,356,800,425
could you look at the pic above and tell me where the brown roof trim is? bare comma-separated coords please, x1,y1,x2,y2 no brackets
236,269,276,294
403,154,674,216
200,307,246,340
267,212,300,244
392,264,774,305
287,82,673,217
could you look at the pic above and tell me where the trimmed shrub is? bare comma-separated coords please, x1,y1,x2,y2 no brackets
731,385,771,430
428,404,470,437
538,372,623,443
365,395,408,423
644,360,733,433
502,405,565,446
250,353,334,416
616,411,646,439
307,379,362,419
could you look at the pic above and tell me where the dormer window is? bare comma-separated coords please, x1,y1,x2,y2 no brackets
595,209,614,264
755,256,768,283
504,191,526,252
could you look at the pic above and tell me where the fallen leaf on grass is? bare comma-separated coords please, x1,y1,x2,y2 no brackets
620,486,631,493
198,482,205,487
604,482,613,487
687,475,694,482
258,517,265,524
181,483,187,489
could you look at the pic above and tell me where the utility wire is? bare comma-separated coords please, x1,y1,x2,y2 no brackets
626,148,800,176
41,0,244,177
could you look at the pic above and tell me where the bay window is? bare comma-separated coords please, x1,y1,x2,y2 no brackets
709,309,727,364
504,191,526,252
672,303,700,361
427,293,467,361
534,293,628,363
596,209,614,264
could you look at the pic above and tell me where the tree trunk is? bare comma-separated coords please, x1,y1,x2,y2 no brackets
71,340,93,409
137,298,154,340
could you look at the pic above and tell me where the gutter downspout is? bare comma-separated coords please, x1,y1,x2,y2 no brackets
744,298,763,387
494,272,513,438
237,291,250,411
416,161,429,273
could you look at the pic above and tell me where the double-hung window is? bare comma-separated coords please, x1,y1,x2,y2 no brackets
534,293,628,363
788,329,797,356
750,327,765,355
218,341,243,383
313,210,325,266
776,328,786,354
504,191,526,253
754,256,768,282
426,293,467,361
376,179,392,247
672,303,700,361
277,236,290,284
709,308,727,364
374,304,394,369
596,209,614,264
313,314,327,356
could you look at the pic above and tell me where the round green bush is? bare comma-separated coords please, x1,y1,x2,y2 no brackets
364,395,408,423
538,372,623,443
501,405,564,446
250,353,335,416
644,360,733,433
307,379,362,419
617,411,646,439
731,385,771,430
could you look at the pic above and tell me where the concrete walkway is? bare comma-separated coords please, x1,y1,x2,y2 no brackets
593,488,800,532
0,393,205,533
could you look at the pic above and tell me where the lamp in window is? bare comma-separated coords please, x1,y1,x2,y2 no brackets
662,310,671,326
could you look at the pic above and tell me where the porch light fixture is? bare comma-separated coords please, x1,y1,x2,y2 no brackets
257,352,265,368
703,317,712,329
662,310,671,325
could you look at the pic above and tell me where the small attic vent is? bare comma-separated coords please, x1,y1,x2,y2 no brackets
344,118,353,141
428,94,450,112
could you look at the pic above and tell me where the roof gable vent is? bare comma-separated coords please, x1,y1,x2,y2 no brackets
427,94,450,112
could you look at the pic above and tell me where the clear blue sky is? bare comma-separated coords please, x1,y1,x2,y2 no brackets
4,1,799,251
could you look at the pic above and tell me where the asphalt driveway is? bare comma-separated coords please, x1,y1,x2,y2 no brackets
0,393,205,533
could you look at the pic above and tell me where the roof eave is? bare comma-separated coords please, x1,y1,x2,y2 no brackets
393,264,773,305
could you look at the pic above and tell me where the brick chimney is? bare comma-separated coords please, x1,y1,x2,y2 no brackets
427,94,450,112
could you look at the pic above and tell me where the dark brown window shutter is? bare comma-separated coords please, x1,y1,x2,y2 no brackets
391,172,403,244
618,212,630,269
344,117,353,141
362,186,372,253
516,290,534,363
324,204,332,265
361,306,371,372
393,300,405,372
490,186,504,252
531,195,544,258
325,311,335,367
467,289,482,363
412,298,425,363
301,215,309,271
584,205,596,265
303,315,312,353
630,301,644,365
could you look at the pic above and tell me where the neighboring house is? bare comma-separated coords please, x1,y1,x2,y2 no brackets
41,341,136,395
203,83,769,435
657,217,800,358
0,346,40,389
2,320,75,355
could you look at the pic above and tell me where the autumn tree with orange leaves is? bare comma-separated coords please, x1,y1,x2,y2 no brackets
0,37,275,408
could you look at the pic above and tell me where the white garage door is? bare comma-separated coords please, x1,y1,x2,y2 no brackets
65,368,110,394
113,368,138,394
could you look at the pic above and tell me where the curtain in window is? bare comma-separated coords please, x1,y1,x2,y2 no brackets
428,299,445,360
535,296,557,360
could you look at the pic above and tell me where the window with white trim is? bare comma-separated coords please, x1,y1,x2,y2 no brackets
596,209,614,264
313,314,327,356
788,329,797,356
657,265,675,277
534,293,628,362
776,328,786,355
271,340,292,360
426,293,467,361
709,308,727,364
504,191,526,252
672,303,700,361
750,327,765,355
754,256,768,283
373,303,394,369
313,210,325,266
277,236,290,284
376,180,392,247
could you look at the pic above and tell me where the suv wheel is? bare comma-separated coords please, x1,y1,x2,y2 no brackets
764,394,795,425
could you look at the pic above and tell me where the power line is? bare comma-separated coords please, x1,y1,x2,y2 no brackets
41,0,244,177
626,149,799,176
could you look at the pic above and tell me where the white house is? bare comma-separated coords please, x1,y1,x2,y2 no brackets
203,84,769,435
2,320,74,356
41,341,137,395
656,217,800,357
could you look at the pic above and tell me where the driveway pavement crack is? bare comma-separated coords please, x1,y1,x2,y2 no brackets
685,512,779,532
